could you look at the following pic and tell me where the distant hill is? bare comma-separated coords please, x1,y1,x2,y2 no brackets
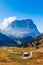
0,33,16,46
0,32,33,47
15,34,43,48
15,36,33,47
35,34,43,41
28,34,43,48
0,32,43,48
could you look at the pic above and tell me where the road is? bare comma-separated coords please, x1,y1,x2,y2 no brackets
3,47,43,59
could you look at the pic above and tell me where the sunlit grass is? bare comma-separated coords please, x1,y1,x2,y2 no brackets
0,47,43,65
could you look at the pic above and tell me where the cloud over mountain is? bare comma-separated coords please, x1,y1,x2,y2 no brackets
2,16,16,29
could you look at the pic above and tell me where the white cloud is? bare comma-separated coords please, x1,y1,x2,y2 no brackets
2,16,16,29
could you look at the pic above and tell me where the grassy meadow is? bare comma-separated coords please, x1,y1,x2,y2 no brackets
0,47,43,65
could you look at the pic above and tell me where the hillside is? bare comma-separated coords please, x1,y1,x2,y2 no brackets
0,33,16,46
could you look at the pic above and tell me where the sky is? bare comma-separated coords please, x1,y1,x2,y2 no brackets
0,0,43,32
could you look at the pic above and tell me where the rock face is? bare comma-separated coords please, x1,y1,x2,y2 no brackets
2,19,40,38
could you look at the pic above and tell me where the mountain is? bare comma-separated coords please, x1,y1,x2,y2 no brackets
0,32,16,46
2,19,40,38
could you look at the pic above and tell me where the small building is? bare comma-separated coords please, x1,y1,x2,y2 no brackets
22,52,32,59
22,52,30,57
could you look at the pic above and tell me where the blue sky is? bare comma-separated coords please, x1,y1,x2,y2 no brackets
0,0,43,32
